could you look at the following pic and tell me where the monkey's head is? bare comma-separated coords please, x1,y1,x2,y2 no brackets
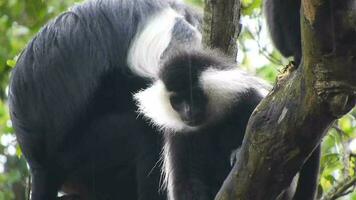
134,49,270,133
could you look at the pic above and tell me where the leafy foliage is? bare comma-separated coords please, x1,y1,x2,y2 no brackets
0,0,354,199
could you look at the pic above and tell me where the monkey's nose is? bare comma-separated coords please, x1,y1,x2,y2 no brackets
181,104,192,121
181,105,204,126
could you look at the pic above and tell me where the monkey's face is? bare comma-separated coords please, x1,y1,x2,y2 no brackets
168,87,207,127
134,80,209,133
134,49,271,133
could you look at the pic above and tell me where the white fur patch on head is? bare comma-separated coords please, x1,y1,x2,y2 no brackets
127,8,182,79
200,68,271,119
134,80,196,133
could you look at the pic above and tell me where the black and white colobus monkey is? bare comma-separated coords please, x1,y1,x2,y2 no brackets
135,48,320,200
9,0,203,199
264,0,321,199
135,49,271,199
264,0,302,65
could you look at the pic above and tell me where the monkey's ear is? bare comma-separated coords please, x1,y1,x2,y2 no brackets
134,80,191,133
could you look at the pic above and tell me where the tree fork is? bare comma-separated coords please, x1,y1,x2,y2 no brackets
215,0,356,199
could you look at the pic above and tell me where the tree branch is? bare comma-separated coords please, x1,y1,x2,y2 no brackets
215,0,356,199
203,0,241,58
321,176,356,200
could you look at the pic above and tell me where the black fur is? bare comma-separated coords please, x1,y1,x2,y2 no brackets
157,51,266,199
292,146,320,200
264,0,301,64
160,51,224,92
9,0,201,199
145,50,320,200
164,92,263,199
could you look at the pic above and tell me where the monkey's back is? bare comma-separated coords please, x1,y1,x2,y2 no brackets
8,0,172,166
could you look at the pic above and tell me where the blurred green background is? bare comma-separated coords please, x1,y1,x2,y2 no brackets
0,0,355,199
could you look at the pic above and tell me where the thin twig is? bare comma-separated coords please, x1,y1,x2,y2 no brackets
320,176,356,200
333,122,351,178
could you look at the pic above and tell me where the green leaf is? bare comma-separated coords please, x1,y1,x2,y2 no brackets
16,146,22,158
6,59,16,68
324,175,336,185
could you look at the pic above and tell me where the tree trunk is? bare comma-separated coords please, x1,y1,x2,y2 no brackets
203,0,241,59
212,0,356,199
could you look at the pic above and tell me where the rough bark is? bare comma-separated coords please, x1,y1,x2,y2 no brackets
203,0,241,58
214,0,356,199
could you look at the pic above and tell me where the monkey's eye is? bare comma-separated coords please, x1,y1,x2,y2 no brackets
169,93,185,111
170,93,183,105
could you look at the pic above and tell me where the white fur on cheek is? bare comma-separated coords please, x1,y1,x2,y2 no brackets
127,8,181,79
134,81,193,133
